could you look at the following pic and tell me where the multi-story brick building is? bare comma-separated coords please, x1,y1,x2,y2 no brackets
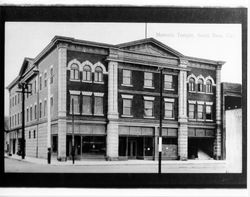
6,36,224,161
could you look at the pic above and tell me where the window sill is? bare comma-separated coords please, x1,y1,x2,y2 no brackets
121,115,133,118
93,114,104,116
164,88,175,91
143,86,155,89
164,117,175,120
69,112,80,115
197,91,205,94
82,80,92,83
197,119,205,122
121,84,133,87
82,113,92,116
205,119,213,122
143,116,155,119
206,92,214,95
188,118,196,121
94,81,104,84
188,91,196,93
70,79,81,82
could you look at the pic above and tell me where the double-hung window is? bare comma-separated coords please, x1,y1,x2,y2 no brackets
164,98,175,119
205,102,213,120
164,74,173,90
94,66,103,82
82,65,92,82
206,79,212,93
70,94,80,114
122,70,132,86
44,71,47,88
188,101,196,119
121,95,133,117
44,99,47,117
197,79,204,92
197,102,204,120
94,93,104,115
50,66,54,84
189,77,195,92
70,64,79,80
82,92,92,115
143,96,155,118
144,72,153,88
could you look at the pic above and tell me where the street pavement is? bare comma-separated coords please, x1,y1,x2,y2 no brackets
4,154,228,173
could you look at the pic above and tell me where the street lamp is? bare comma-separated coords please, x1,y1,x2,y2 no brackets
71,99,75,164
17,82,31,159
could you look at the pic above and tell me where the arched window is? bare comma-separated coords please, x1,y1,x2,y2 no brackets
197,78,204,92
70,64,79,80
94,66,103,82
206,79,212,93
83,65,92,81
189,77,195,92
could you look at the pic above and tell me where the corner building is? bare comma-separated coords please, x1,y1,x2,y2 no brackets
7,36,224,161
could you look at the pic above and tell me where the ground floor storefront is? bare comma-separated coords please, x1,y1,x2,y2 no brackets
7,122,219,161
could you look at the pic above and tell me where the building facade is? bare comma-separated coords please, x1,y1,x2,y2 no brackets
6,36,225,161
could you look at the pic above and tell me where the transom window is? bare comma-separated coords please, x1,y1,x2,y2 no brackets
164,74,173,89
70,64,80,80
144,100,154,117
144,72,153,87
189,77,195,92
94,66,103,82
83,65,92,81
123,99,132,116
122,70,132,85
197,79,204,92
206,79,212,93
164,102,174,118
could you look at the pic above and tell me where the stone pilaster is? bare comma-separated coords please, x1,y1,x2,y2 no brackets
178,59,188,160
106,121,119,160
214,65,222,159
57,43,67,161
106,60,119,160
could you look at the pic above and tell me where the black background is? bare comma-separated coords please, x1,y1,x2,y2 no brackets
0,6,247,188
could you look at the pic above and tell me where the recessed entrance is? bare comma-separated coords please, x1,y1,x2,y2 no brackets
188,138,214,160
128,139,137,159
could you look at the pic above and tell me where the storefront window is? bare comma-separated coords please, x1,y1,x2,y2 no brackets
82,136,106,155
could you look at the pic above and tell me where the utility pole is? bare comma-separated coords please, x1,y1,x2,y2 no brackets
72,99,75,164
17,82,31,159
145,23,148,39
158,68,163,174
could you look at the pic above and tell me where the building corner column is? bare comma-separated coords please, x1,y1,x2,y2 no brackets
106,52,119,160
178,59,188,161
214,65,222,160
57,43,67,161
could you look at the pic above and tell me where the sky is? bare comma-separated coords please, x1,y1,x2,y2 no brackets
4,22,242,116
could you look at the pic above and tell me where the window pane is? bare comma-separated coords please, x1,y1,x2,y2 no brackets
94,97,103,114
82,96,91,114
165,102,173,118
164,75,173,89
206,106,211,113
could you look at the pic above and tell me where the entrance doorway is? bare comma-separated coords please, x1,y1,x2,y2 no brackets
128,139,137,159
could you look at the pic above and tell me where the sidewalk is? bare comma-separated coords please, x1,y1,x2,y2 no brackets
5,153,226,166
